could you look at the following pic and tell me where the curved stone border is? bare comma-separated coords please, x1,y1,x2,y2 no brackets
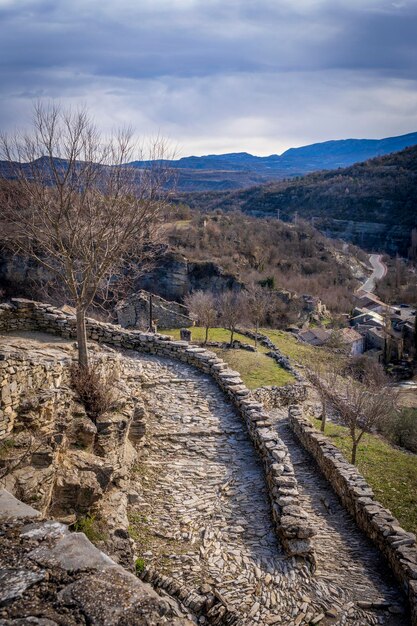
289,404,417,624
0,299,315,564
141,566,241,625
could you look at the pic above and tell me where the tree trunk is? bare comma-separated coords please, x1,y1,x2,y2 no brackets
414,312,417,359
204,325,209,345
351,440,358,465
230,328,234,346
76,307,89,369
320,397,326,432
255,320,259,351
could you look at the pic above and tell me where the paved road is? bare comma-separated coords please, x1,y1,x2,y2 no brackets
360,254,387,293
124,352,408,626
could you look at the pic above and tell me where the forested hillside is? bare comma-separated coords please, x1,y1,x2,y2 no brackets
182,146,417,254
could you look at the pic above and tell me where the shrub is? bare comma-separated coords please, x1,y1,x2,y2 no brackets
70,362,116,422
135,557,146,574
73,514,106,543
383,408,417,453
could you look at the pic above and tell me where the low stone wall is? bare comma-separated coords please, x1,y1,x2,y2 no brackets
253,383,307,409
289,405,417,624
0,347,72,439
0,299,315,564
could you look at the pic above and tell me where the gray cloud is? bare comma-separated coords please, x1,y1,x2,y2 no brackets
0,0,417,154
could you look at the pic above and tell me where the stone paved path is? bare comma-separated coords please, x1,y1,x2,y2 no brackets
270,408,408,626
126,352,408,626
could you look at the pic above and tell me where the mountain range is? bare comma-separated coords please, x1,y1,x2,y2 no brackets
127,131,417,191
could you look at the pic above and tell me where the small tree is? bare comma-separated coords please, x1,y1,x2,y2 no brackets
327,364,397,464
184,290,217,344
243,283,273,350
305,366,338,433
1,103,173,368
217,290,245,346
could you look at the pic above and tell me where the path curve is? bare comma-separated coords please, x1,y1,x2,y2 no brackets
359,254,387,293
125,351,408,626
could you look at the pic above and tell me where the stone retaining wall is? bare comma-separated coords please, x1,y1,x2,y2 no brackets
289,405,417,624
253,383,307,409
0,299,315,564
0,348,72,439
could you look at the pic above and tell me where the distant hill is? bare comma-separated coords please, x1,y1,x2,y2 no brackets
127,131,417,191
181,145,417,255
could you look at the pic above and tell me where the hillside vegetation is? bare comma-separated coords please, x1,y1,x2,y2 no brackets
181,145,417,254
166,211,366,313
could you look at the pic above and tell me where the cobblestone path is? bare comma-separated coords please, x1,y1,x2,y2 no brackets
127,352,408,626
270,408,408,626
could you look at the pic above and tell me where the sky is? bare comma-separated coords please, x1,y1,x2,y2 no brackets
1,0,417,156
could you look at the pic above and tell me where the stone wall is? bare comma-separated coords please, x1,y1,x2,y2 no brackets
253,383,307,409
0,298,315,564
0,346,71,439
0,331,144,567
288,405,417,624
116,290,193,330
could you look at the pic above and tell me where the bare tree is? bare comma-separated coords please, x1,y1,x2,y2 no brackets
184,290,217,344
322,363,398,464
243,283,273,350
1,103,173,368
217,290,245,346
305,365,338,433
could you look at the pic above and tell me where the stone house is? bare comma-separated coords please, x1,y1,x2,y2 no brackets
298,327,331,346
116,290,193,330
366,327,404,361
339,328,364,355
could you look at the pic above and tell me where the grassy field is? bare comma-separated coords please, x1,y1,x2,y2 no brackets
163,326,264,348
213,348,294,389
163,327,295,389
261,328,345,371
311,417,417,535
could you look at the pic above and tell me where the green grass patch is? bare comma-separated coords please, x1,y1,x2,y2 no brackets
163,326,295,388
162,326,266,349
0,438,15,459
135,557,146,574
73,514,106,543
310,417,417,535
213,348,294,389
261,328,345,371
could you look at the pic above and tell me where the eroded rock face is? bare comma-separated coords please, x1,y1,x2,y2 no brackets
0,490,194,626
137,251,242,301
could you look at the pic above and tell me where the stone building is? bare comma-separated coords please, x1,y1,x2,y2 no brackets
116,290,193,330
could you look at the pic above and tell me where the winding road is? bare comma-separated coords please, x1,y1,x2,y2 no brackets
359,254,387,294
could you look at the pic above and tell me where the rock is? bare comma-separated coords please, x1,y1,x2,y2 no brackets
29,532,114,571
0,490,41,522
0,568,46,605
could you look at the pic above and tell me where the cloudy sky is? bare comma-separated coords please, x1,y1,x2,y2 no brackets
1,0,417,156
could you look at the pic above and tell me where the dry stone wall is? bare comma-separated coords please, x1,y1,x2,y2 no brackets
253,383,307,409
0,347,71,439
289,404,417,624
0,299,315,564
